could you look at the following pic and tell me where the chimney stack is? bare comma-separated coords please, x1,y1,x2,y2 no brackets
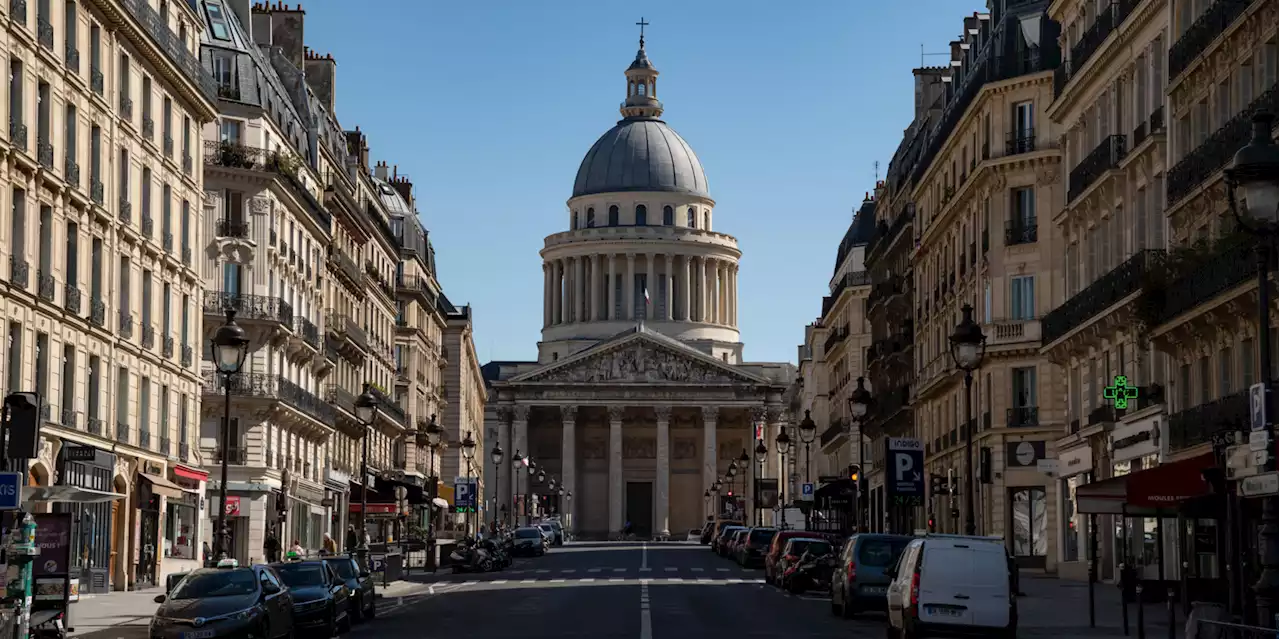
374,160,390,181
250,2,272,47
268,3,306,71
303,47,336,111
345,128,369,172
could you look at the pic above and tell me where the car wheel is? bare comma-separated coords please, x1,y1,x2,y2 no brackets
842,592,857,619
366,593,377,618
339,607,352,633
350,595,363,623
327,612,339,638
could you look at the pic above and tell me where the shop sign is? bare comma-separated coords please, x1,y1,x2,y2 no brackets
222,496,241,516
1241,472,1278,497
1005,440,1046,468
1058,445,1093,477
63,446,96,462
1111,417,1163,462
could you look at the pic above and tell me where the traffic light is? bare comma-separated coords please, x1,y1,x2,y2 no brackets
848,464,860,482
927,515,936,531
929,473,945,497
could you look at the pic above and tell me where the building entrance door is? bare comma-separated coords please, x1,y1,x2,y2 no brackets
625,482,653,539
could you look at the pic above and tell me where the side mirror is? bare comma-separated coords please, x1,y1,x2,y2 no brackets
153,594,166,604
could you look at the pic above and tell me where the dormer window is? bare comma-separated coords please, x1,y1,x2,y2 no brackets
203,2,230,41
687,207,696,228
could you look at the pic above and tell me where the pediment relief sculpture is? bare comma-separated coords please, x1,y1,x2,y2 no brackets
718,441,743,461
582,438,607,460
673,438,697,460
623,437,656,459
524,342,746,385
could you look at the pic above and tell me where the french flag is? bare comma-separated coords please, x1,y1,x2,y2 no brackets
644,287,651,307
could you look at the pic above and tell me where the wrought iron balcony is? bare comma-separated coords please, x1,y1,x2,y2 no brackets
202,372,337,426
202,291,294,324
181,344,193,367
163,135,173,157
141,117,154,140
1068,135,1127,203
1149,105,1165,134
119,96,133,119
117,0,217,100
368,386,407,427
9,0,26,23
1007,406,1040,428
325,384,358,417
37,18,52,49
65,46,78,72
1004,218,1038,246
1087,404,1125,426
159,436,171,456
1154,234,1278,325
329,247,363,289
1043,250,1162,345
36,270,55,302
162,335,174,358
139,430,151,449
182,247,192,265
90,66,103,95
87,417,103,436
163,232,173,252
179,443,189,462
182,154,192,176
59,407,78,429
141,215,153,237
1168,389,1249,452
9,119,27,150
294,316,320,349
1069,0,1136,79
64,158,79,186
89,296,105,327
1006,129,1036,156
8,257,29,288
823,324,850,353
212,447,247,465
1168,85,1277,206
63,284,81,314
91,180,104,204
203,141,330,227
215,219,249,238
217,82,241,101
37,140,53,167
115,421,130,444
118,311,133,339
1169,0,1256,80
118,198,131,222
141,324,155,349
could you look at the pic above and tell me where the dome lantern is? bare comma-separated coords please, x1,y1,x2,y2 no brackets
622,17,663,119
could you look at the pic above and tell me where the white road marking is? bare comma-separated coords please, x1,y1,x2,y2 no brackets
609,577,624,583
639,567,652,572
691,567,704,572
587,568,602,573
581,578,595,583
535,569,550,574
641,541,648,571
550,578,566,583
639,582,653,639
561,569,576,573
612,568,626,572
664,567,677,572
667,577,683,582
520,578,536,584
716,568,730,572
491,580,508,585
697,578,713,583
460,580,476,586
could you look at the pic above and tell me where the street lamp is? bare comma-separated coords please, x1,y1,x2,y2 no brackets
775,427,791,529
738,449,750,522
461,431,477,536
754,439,767,526
1224,111,1278,627
353,384,378,551
949,303,987,536
798,410,817,531
849,377,872,531
210,309,248,562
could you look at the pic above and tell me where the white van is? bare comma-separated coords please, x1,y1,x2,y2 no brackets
884,535,1016,638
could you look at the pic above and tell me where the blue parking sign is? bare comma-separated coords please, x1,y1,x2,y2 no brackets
0,472,22,510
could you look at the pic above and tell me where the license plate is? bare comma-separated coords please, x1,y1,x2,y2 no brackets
183,630,215,639
925,605,963,617
861,586,887,595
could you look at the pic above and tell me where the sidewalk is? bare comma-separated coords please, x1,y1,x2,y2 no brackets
1018,573,1184,637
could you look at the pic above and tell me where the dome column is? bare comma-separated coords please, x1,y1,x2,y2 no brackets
663,254,674,321
575,255,586,322
694,257,706,322
591,255,602,321
607,254,618,320
730,264,738,326
644,253,655,321
718,262,728,325
552,260,563,325
680,256,691,321
543,263,552,327
625,253,637,320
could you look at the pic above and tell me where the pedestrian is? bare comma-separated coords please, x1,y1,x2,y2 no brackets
362,529,372,547
289,539,304,556
263,528,281,563
345,525,358,552
321,533,337,556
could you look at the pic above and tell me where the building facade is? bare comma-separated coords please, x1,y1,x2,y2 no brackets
1,0,219,591
483,35,794,539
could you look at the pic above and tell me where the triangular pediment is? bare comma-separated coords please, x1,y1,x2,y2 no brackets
507,329,769,386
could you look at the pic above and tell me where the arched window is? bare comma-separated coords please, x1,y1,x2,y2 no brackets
704,212,710,229
687,207,696,228
571,211,578,230
586,207,596,227
635,205,648,226
638,83,646,96
608,205,619,226
662,206,674,226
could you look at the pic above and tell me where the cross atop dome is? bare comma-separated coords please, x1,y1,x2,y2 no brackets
622,18,663,119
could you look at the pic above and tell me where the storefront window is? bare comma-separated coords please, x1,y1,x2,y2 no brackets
165,495,197,560
1011,487,1047,557
1062,472,1093,562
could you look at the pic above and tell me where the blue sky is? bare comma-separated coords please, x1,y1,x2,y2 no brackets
304,1,983,365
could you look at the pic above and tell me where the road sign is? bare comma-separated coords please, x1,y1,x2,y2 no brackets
455,481,476,512
885,438,924,506
800,483,814,501
0,472,22,510
1250,382,1270,431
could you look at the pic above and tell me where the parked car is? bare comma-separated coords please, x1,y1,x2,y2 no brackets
322,556,375,622
830,533,913,617
764,530,819,585
271,560,351,637
699,521,715,544
511,526,547,556
713,526,745,556
727,529,749,557
685,529,702,542
885,535,1017,639
536,523,558,547
537,520,565,545
733,527,777,567
708,520,743,551
774,538,834,591
150,561,294,639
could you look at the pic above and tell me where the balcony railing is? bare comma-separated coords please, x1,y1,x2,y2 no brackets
1168,389,1250,452
203,140,331,228
201,372,337,425
325,384,358,417
36,270,55,302
329,312,370,351
90,66,103,95
91,180,104,204
985,318,1041,345
202,291,294,324
115,421,130,444
294,316,320,349
179,443,190,462
9,119,27,150
9,0,26,23
89,296,105,327
162,335,174,358
1043,250,1163,345
1007,406,1040,428
1167,85,1277,206
141,117,154,140
87,417,103,436
330,247,363,288
1169,0,1256,81
141,324,155,349
1005,129,1036,156
63,284,81,314
139,430,151,449
368,386,407,427
1154,234,1278,325
1004,218,1038,246
64,158,79,186
37,18,52,49
37,140,53,167
215,219,249,238
181,344,193,367
823,324,850,353
141,215,154,237
118,198,131,223
213,447,247,465
117,0,218,101
7,257,28,288
1068,135,1127,203
118,311,134,338
1069,0,1136,79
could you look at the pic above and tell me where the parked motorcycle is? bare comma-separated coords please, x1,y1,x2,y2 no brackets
479,538,509,570
781,551,836,594
449,539,494,573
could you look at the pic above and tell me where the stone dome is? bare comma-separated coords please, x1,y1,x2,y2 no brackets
571,117,711,199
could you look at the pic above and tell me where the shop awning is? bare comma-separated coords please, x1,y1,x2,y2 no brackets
404,483,427,505
23,485,124,504
436,482,454,505
141,472,188,499
172,465,208,482
815,479,855,498
1076,453,1216,516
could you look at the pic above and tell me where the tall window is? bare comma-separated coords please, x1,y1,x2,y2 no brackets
37,81,50,146
89,237,102,301
61,345,75,424
159,385,169,452
585,207,595,227
662,205,673,226
1011,487,1047,558
1009,187,1037,245
1241,338,1256,388
180,199,190,257
118,148,129,213
162,183,172,244
687,207,696,228
139,376,151,444
181,293,189,346
116,367,129,438
607,205,619,226
35,332,48,401
38,206,52,276
118,256,131,318
118,53,130,114
87,355,100,421
178,394,189,451
65,222,79,290
162,282,172,336
635,205,647,226
11,188,25,267
141,269,152,325
8,60,22,130
141,75,152,135
1010,275,1035,320
6,322,20,395
65,104,77,179
90,124,101,189
141,167,152,224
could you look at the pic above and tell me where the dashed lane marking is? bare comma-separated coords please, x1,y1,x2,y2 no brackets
520,578,536,584
588,568,602,573
561,569,576,573
550,578,566,583
664,567,677,572
581,578,595,583
691,567,704,572
612,568,626,572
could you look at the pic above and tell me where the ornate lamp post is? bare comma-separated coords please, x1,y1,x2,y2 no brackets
754,439,768,526
489,441,504,529
738,449,750,523
726,460,739,518
354,385,378,554
849,377,872,531
210,310,248,562
461,431,477,537
798,410,817,530
949,303,987,536
1224,111,1278,627
712,479,722,517
775,427,791,529
510,450,526,526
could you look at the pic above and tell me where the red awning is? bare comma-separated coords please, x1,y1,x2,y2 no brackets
349,503,397,514
173,465,209,481
1076,453,1215,515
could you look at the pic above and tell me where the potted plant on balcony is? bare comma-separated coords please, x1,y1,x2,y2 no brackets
217,140,257,169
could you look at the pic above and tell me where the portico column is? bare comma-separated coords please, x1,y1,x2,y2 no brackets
655,406,672,538
694,257,706,322
702,406,718,517
680,256,691,321
552,261,563,325
498,408,514,522
608,406,625,535
512,405,530,521
749,407,767,524
720,263,729,325
560,406,577,531
591,255,602,321
625,254,636,321
606,254,617,320
574,255,586,322
705,258,717,324
663,254,674,321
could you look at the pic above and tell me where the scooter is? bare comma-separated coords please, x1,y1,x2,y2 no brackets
449,539,493,573
478,539,509,570
782,551,836,594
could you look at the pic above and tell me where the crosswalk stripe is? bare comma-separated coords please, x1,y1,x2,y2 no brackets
550,578,566,583
608,578,624,583
491,580,507,585
460,580,475,586
587,568,602,573
612,568,625,572
561,569,576,573
667,577,683,582
581,578,595,583
520,579,536,584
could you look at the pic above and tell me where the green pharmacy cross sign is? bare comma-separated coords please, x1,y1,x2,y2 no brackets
1104,375,1140,410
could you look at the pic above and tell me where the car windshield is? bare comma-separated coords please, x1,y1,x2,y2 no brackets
719,527,743,538
273,563,327,588
539,525,553,531
858,538,912,567
516,528,541,538
326,560,357,580
787,540,832,556
749,529,777,544
170,570,258,599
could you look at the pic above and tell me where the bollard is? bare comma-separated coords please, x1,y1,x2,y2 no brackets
1136,583,1146,639
1166,588,1175,639
1121,563,1131,637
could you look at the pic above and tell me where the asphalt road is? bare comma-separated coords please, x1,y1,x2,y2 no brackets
354,541,888,639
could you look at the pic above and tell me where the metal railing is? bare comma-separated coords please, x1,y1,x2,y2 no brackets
1169,0,1257,80
202,372,336,425
202,291,294,324
1043,250,1163,345
215,219,249,238
1168,85,1277,206
1006,406,1040,428
1068,134,1127,203
117,0,218,101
